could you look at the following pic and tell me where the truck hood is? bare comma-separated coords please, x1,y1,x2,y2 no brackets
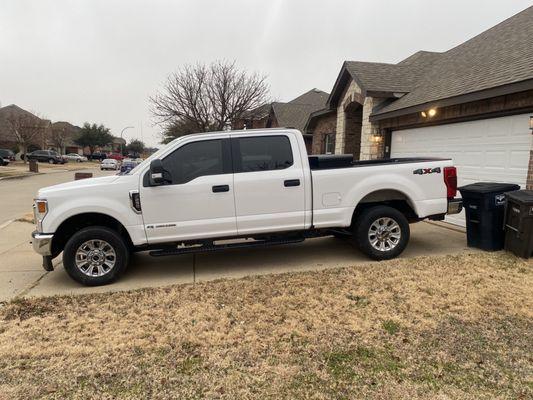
38,175,125,197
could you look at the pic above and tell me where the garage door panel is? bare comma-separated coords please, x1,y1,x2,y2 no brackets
391,113,531,226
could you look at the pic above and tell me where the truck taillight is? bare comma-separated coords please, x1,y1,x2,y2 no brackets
443,167,457,199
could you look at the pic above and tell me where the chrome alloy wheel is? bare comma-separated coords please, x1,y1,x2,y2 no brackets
75,239,116,277
368,217,401,252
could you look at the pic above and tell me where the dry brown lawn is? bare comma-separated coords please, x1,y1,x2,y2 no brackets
0,252,531,399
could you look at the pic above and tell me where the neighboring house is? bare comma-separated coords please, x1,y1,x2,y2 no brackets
0,104,51,154
234,88,329,152
50,121,82,154
306,6,533,221
82,137,126,156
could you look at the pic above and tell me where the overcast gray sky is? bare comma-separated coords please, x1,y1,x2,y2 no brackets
1,0,532,146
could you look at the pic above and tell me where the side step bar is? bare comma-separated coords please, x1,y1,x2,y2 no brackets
149,236,305,257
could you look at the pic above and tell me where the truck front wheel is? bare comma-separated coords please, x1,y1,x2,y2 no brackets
353,206,410,260
63,226,129,286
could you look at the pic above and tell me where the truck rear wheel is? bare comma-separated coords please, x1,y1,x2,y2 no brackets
63,226,129,286
353,205,410,260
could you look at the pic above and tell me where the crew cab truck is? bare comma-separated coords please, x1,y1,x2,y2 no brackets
32,128,461,286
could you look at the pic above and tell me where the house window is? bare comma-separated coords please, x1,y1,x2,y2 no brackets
324,133,335,154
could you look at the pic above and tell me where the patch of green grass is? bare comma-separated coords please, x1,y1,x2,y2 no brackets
325,345,403,381
346,293,370,306
176,355,202,375
2,297,58,321
382,319,400,335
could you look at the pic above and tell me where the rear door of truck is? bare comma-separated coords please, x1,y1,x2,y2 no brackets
231,132,306,235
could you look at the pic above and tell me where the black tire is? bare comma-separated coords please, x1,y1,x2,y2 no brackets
63,226,129,286
353,205,410,261
48,158,55,164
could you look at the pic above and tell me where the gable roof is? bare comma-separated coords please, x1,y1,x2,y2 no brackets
241,89,329,131
289,88,330,106
0,105,45,142
372,6,533,119
271,89,329,131
327,52,441,107
240,103,272,120
327,6,533,120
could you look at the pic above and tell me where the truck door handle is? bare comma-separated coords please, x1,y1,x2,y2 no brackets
284,179,300,187
212,185,230,193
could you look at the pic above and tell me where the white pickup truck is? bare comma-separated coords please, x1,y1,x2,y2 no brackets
32,128,461,285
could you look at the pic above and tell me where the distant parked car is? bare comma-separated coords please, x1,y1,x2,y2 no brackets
87,152,108,161
64,153,88,163
26,150,66,164
0,156,8,166
0,149,16,162
107,153,125,161
100,158,119,170
119,158,141,174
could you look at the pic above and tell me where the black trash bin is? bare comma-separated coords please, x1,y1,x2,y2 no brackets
504,190,533,258
458,182,520,251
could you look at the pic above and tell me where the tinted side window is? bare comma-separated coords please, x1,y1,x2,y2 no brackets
162,139,224,184
234,136,293,172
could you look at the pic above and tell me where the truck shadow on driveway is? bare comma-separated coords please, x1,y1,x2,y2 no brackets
22,222,470,298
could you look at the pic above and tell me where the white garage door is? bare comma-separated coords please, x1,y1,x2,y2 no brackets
391,113,531,226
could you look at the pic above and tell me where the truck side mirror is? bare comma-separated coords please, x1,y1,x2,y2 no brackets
149,159,168,186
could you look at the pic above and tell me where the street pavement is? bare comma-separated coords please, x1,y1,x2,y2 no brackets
0,168,113,226
0,170,471,301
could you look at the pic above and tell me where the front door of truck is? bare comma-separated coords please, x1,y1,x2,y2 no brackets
140,137,236,244
231,133,306,235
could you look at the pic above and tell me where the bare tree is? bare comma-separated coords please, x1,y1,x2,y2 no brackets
151,60,269,133
5,111,48,163
50,126,67,154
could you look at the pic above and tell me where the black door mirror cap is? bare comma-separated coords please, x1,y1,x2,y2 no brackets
149,159,168,186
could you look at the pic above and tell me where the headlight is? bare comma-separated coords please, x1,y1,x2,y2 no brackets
33,199,48,232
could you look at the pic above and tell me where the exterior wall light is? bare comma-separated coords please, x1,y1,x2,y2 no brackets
371,131,384,143
529,115,533,131
421,108,437,118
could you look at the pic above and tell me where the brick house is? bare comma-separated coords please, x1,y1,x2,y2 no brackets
306,6,533,201
49,121,82,154
234,89,329,152
0,104,52,153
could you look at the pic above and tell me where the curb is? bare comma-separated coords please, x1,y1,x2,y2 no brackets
0,172,43,181
0,167,95,181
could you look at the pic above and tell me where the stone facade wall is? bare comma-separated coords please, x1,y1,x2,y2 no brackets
360,97,387,160
310,112,337,154
335,80,363,155
334,78,387,159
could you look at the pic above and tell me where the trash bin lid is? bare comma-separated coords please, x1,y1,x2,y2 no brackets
458,182,521,194
506,190,533,205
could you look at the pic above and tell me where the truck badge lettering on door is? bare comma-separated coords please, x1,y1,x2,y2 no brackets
146,224,176,229
413,167,441,175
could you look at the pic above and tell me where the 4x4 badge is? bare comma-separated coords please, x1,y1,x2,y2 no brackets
413,167,441,175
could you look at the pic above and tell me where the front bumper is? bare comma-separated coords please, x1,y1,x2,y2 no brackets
447,198,463,215
31,231,54,256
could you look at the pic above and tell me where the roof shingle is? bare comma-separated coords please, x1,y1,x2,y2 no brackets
373,6,533,116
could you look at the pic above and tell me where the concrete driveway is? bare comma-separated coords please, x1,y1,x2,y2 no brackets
0,219,470,301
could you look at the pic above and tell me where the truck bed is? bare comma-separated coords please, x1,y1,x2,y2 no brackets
308,154,452,170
